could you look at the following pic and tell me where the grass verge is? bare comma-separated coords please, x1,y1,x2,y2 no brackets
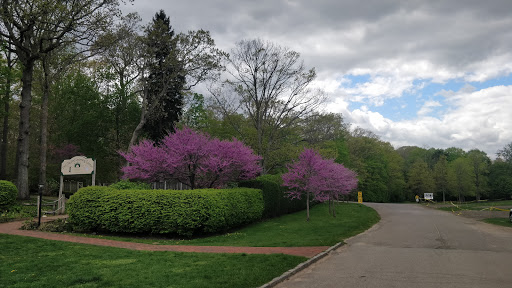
435,200,512,211
0,234,305,288
63,202,380,247
482,218,512,228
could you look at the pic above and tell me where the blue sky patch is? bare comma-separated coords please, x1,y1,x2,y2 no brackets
344,74,512,122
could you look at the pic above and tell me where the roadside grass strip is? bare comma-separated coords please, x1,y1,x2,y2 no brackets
0,234,306,288
55,202,379,247
436,201,512,214
482,218,512,228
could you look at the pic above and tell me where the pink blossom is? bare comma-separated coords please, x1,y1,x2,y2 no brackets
282,148,358,220
121,127,262,189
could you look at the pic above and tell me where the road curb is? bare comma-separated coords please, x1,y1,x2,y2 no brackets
259,241,344,288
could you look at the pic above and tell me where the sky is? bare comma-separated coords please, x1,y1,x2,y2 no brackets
122,0,512,158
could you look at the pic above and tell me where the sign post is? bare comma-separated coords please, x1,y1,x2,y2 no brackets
58,156,96,214
358,191,363,203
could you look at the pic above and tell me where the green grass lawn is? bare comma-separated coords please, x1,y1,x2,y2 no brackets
64,202,380,247
0,234,305,288
435,200,512,211
482,218,512,228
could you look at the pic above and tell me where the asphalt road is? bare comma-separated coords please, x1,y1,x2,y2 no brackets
276,203,512,288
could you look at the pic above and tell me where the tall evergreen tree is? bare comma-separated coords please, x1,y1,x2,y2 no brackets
143,10,185,142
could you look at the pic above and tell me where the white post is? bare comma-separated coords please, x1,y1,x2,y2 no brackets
58,175,64,214
92,160,96,186
37,195,41,218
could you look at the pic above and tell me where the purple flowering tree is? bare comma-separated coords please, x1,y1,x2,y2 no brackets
120,127,262,189
282,148,357,220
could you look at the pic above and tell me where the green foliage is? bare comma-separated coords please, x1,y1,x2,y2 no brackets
467,149,491,200
448,157,476,202
181,93,209,129
407,160,435,198
143,10,184,142
240,174,308,218
489,161,512,200
50,70,118,182
109,180,151,190
0,180,17,207
67,186,264,237
434,155,449,202
346,136,406,202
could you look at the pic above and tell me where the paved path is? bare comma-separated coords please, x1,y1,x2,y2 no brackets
0,217,328,258
276,203,512,288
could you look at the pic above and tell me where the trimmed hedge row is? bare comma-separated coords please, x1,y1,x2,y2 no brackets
240,174,308,219
67,187,264,237
0,180,17,207
109,180,151,190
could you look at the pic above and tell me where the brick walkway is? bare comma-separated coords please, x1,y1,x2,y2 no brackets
0,217,328,258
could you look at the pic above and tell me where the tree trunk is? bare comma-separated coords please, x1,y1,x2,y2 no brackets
16,58,35,199
306,191,310,221
333,198,336,218
1,49,13,180
38,58,50,195
0,69,10,179
128,88,148,150
0,89,8,180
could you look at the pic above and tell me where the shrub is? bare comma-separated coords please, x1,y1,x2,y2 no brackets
240,174,308,218
0,180,17,207
67,186,263,237
110,180,151,190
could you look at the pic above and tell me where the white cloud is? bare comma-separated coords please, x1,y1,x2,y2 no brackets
328,85,512,158
417,100,442,116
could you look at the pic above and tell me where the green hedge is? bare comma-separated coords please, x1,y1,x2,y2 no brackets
0,180,17,207
67,187,264,237
109,180,151,190
240,174,308,218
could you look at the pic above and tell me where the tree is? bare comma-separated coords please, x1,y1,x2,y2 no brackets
181,93,209,130
445,147,466,162
121,127,262,189
346,133,405,203
448,157,475,202
489,160,512,200
300,112,348,146
407,160,435,199
50,69,115,181
467,149,490,201
211,39,326,172
433,155,449,203
0,0,125,199
142,10,184,142
497,142,512,164
0,42,17,180
282,148,357,221
128,13,224,147
95,12,144,151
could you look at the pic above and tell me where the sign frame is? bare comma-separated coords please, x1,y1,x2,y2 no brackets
57,156,96,214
